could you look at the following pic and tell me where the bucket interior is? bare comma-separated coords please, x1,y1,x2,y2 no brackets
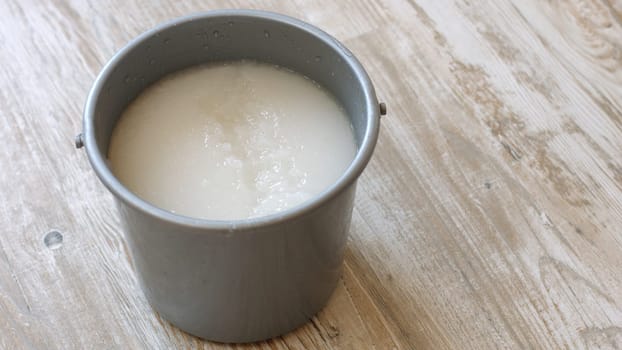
90,12,373,161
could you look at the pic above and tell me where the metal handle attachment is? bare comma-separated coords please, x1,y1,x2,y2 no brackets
379,102,387,116
75,133,84,149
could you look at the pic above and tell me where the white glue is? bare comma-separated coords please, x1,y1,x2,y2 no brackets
108,60,356,220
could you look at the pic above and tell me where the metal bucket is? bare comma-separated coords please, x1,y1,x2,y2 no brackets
78,9,381,343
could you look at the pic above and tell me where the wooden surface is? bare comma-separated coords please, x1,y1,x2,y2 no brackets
1,0,621,348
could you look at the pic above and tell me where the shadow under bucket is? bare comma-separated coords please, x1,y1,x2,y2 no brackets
78,9,381,343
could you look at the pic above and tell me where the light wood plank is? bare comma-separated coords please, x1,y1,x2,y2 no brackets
0,0,620,348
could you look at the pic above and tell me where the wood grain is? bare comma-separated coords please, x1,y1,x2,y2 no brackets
1,0,621,348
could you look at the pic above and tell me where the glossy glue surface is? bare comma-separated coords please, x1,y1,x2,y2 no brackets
108,60,356,220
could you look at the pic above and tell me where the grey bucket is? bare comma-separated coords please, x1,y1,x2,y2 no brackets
78,9,381,343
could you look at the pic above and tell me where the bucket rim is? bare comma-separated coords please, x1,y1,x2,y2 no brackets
83,9,380,231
